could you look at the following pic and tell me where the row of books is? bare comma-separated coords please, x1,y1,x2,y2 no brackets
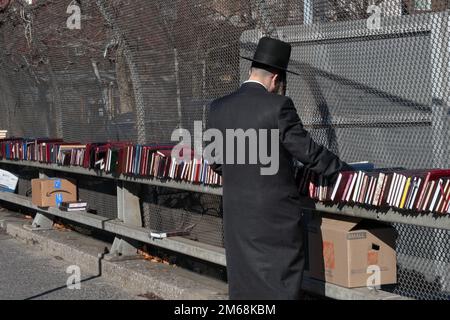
0,138,222,186
300,166,450,214
120,145,222,185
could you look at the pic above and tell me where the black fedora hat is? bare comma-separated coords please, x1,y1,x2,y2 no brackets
242,37,299,75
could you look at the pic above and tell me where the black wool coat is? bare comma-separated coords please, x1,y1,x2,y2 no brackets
207,82,348,300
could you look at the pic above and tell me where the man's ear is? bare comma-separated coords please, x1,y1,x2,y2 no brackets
272,73,279,85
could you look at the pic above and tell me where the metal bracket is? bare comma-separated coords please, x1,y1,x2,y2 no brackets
105,181,142,259
23,212,54,231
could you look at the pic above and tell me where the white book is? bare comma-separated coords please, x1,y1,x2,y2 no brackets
181,161,186,180
168,159,173,178
347,172,358,203
435,179,449,212
429,179,443,212
387,173,398,206
190,158,196,182
63,207,87,212
390,174,400,207
125,147,130,174
331,173,343,201
352,172,363,203
107,149,112,172
172,159,177,179
393,174,403,207
395,175,407,208
346,173,358,202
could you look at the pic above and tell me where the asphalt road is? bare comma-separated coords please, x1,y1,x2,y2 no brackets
0,229,138,300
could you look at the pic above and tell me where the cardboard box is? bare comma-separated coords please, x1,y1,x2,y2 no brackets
308,214,397,288
31,178,77,208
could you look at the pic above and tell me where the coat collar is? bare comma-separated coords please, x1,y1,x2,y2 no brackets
240,81,268,92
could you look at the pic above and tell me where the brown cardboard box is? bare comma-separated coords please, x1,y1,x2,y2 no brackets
308,214,397,288
31,178,77,208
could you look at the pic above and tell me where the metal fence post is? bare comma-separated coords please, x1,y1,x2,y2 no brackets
430,12,450,293
108,181,142,258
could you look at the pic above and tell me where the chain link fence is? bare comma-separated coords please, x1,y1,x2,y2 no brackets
1,0,450,299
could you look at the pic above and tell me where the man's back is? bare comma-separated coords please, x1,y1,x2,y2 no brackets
207,81,348,300
208,82,300,211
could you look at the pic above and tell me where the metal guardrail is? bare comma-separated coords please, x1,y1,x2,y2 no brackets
1,159,449,231
0,159,222,195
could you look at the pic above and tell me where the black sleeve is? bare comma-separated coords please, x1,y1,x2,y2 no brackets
205,102,223,176
278,98,350,182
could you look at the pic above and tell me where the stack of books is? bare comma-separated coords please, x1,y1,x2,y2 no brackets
299,164,450,214
0,138,222,187
59,201,88,212
0,130,6,139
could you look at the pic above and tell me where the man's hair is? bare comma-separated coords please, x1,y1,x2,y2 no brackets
250,61,287,95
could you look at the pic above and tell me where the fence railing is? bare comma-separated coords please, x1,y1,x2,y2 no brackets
0,158,420,300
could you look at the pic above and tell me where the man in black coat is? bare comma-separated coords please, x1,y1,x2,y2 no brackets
207,37,349,300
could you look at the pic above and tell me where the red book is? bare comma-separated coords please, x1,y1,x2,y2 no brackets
140,146,146,175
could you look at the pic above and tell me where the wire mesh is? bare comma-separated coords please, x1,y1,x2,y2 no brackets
1,0,450,299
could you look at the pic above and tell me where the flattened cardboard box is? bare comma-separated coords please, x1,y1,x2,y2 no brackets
32,178,77,208
308,214,397,288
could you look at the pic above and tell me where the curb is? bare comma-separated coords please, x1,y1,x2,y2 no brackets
0,211,228,300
